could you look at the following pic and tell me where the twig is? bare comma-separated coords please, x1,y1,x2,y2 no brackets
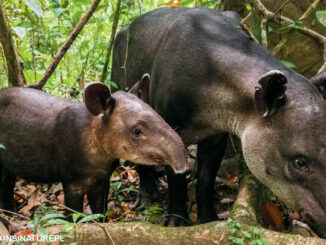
0,208,30,220
249,0,326,43
250,0,326,72
270,0,292,20
239,12,259,43
292,220,318,237
29,0,102,90
100,0,122,84
261,17,268,48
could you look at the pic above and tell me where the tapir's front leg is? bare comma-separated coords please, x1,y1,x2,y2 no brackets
87,182,108,215
62,182,85,213
87,160,119,216
164,166,190,226
196,134,227,224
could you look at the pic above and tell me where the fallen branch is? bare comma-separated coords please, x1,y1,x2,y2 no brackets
29,0,102,90
47,172,326,245
100,0,122,84
0,2,26,87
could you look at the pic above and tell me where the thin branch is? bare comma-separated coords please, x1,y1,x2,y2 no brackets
239,12,259,43
261,17,268,48
29,0,102,90
100,0,122,84
249,0,326,43
250,0,326,73
0,2,26,87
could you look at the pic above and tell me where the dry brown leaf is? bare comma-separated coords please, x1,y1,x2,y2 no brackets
15,227,34,237
127,169,138,183
56,191,64,205
18,188,41,215
164,0,181,7
262,202,283,231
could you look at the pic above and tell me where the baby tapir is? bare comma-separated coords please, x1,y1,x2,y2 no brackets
0,83,188,215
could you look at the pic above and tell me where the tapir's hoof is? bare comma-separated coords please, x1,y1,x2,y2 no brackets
163,214,192,227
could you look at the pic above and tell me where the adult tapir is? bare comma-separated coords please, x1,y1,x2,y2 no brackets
111,7,326,237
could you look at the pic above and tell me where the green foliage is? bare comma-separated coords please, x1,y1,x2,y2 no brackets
280,60,297,69
316,10,326,27
136,205,164,223
227,218,269,245
0,143,5,150
26,206,109,244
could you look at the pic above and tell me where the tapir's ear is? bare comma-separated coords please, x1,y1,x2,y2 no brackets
128,73,150,103
254,70,287,117
84,82,115,116
310,72,326,99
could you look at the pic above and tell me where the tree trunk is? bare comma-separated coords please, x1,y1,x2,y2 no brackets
0,2,26,87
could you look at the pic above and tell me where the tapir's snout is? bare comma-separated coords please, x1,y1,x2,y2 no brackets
170,154,189,174
163,130,189,174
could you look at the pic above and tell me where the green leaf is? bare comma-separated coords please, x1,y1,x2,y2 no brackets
72,213,83,223
23,0,43,17
72,10,83,26
37,227,48,236
246,4,252,10
118,187,138,193
316,10,326,27
64,222,76,231
40,213,65,223
280,60,296,69
46,219,69,225
279,22,304,31
253,227,260,236
230,236,245,245
242,231,252,239
12,27,26,39
54,8,66,18
0,143,5,150
77,214,104,223
229,228,236,234
235,222,241,229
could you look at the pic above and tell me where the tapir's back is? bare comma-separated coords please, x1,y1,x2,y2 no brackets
0,88,90,182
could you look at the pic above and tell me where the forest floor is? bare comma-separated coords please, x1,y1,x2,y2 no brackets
2,144,314,243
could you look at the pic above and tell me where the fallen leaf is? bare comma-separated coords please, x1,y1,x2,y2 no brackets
164,0,181,7
262,202,283,231
56,191,64,205
18,188,41,215
15,228,34,236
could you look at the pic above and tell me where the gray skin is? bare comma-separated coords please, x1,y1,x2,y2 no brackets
0,83,188,216
111,7,326,237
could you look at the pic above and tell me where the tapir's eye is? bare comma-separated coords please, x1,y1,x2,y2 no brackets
133,128,142,137
294,158,308,170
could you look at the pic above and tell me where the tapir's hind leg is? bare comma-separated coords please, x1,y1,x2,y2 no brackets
1,169,16,211
196,134,227,224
